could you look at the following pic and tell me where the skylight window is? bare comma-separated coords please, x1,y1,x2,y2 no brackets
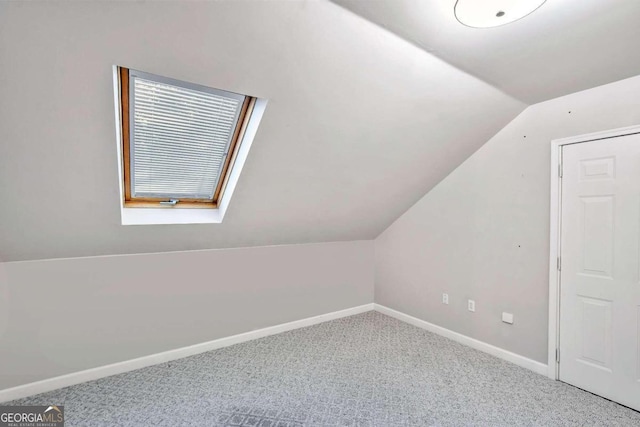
119,68,255,209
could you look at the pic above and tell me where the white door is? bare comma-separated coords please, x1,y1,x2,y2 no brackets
560,133,640,411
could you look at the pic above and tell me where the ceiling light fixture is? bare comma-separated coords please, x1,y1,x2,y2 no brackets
454,0,547,28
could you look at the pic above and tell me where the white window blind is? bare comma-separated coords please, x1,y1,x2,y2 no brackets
129,70,246,200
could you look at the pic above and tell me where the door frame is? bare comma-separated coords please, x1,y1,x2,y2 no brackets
547,124,640,380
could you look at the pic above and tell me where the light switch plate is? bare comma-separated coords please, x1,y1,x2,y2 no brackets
467,299,475,312
442,293,449,304
502,312,514,324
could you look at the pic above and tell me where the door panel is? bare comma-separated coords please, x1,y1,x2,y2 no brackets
560,133,640,411
580,196,614,277
577,296,612,370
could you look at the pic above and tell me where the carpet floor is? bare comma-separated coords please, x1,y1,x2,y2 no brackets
5,311,640,426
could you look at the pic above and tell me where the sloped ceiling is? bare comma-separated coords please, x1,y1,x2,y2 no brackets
0,0,525,261
332,0,640,104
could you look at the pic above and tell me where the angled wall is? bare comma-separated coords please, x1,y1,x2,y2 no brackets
0,241,373,390
375,75,640,363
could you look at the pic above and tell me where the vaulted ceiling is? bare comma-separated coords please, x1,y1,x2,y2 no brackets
332,0,640,103
1,0,638,261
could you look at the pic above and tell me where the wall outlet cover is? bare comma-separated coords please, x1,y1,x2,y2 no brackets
467,299,475,312
442,293,449,304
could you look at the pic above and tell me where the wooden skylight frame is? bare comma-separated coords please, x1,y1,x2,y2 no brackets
119,67,256,209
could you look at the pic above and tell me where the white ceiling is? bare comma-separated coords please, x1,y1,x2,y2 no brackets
0,1,524,261
332,0,640,103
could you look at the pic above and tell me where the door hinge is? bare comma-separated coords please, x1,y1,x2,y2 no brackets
558,163,563,178
556,348,560,363
557,256,561,271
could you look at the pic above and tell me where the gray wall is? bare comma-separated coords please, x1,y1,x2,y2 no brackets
0,241,373,389
375,75,640,363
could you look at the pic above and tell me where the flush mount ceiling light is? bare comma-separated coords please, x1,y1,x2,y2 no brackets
454,0,547,28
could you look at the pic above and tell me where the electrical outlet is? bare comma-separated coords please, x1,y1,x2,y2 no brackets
502,312,514,324
468,299,476,312
442,293,449,304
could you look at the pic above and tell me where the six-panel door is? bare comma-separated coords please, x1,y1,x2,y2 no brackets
560,134,640,411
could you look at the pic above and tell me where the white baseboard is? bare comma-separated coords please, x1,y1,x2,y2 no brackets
0,303,375,403
374,304,548,376
1,302,549,402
